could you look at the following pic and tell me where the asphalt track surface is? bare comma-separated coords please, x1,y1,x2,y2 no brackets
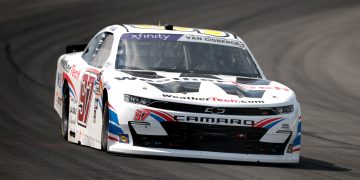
1,0,360,179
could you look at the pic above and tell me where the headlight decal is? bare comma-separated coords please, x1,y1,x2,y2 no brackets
272,105,294,114
124,94,155,106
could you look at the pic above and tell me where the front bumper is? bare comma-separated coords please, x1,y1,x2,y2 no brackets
129,122,290,155
108,143,299,163
108,101,301,163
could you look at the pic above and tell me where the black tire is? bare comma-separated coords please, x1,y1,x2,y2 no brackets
61,83,70,140
101,100,109,151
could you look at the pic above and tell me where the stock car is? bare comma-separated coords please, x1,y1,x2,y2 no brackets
54,24,302,163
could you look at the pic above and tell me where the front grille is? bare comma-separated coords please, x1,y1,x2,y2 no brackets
130,122,290,155
148,101,277,116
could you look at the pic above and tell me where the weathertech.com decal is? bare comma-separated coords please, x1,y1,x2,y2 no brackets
162,94,265,103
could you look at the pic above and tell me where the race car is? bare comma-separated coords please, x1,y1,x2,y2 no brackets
54,24,302,163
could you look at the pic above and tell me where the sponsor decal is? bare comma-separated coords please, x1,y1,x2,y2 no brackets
211,97,264,103
162,94,265,104
70,107,77,115
57,73,63,88
56,96,62,107
70,65,81,81
60,59,71,73
119,134,129,144
174,115,255,126
93,70,103,96
131,34,170,40
121,33,181,41
281,123,290,129
93,71,103,123
182,35,243,48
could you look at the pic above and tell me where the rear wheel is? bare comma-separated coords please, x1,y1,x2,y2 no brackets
101,100,109,151
61,83,70,140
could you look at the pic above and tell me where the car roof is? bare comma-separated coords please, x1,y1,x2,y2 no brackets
115,24,241,41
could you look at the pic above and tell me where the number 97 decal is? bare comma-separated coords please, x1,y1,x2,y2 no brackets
78,71,97,127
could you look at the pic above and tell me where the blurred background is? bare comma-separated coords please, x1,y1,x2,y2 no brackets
0,0,360,179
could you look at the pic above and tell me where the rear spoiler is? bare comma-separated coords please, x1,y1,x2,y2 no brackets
66,44,87,53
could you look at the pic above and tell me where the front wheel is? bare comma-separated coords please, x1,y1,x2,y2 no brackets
101,100,109,151
61,83,70,140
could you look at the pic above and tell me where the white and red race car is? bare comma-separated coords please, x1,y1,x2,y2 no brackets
54,24,302,163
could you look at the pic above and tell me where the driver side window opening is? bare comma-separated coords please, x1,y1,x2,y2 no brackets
82,32,114,68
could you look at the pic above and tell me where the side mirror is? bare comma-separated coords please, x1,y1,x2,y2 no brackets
66,44,87,53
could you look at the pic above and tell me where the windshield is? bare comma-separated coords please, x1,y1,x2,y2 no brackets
115,33,261,78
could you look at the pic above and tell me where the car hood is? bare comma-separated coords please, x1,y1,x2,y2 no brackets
108,70,297,107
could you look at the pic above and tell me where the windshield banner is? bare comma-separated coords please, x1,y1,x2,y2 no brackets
121,33,244,48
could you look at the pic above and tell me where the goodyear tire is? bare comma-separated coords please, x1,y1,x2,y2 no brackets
101,100,109,151
61,83,70,140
